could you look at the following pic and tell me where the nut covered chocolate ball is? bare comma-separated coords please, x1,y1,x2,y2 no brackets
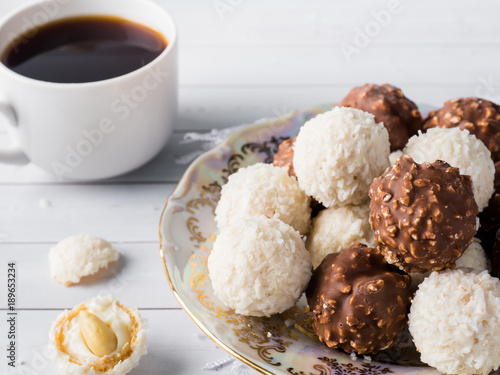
273,137,296,177
340,83,423,151
306,243,411,355
423,97,500,162
403,128,494,212
369,155,479,273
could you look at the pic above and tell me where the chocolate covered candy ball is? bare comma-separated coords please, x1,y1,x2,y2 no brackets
369,155,478,273
273,137,296,177
423,97,500,162
306,243,411,354
340,83,423,151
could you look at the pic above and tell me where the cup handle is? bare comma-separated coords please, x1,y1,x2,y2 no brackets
0,102,29,165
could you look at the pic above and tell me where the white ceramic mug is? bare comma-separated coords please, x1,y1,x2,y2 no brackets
0,0,177,180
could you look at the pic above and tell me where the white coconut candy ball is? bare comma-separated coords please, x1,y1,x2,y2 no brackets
208,216,312,317
215,163,311,235
409,237,491,291
49,235,119,286
293,107,390,207
409,269,500,375
306,203,375,268
403,127,495,211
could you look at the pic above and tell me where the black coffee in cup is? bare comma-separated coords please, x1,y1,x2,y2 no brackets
1,15,167,83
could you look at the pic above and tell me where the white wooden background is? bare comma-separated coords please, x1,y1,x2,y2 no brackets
0,0,499,374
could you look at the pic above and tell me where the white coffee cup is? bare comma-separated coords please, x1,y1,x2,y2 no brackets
0,0,177,180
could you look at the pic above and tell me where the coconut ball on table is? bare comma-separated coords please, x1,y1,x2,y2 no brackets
293,107,391,207
403,127,495,211
215,163,311,235
208,216,312,317
49,235,119,286
409,269,500,375
306,202,375,269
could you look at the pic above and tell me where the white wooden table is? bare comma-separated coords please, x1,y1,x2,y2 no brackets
0,1,499,374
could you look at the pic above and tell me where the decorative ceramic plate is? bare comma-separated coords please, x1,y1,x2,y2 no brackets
159,104,439,375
